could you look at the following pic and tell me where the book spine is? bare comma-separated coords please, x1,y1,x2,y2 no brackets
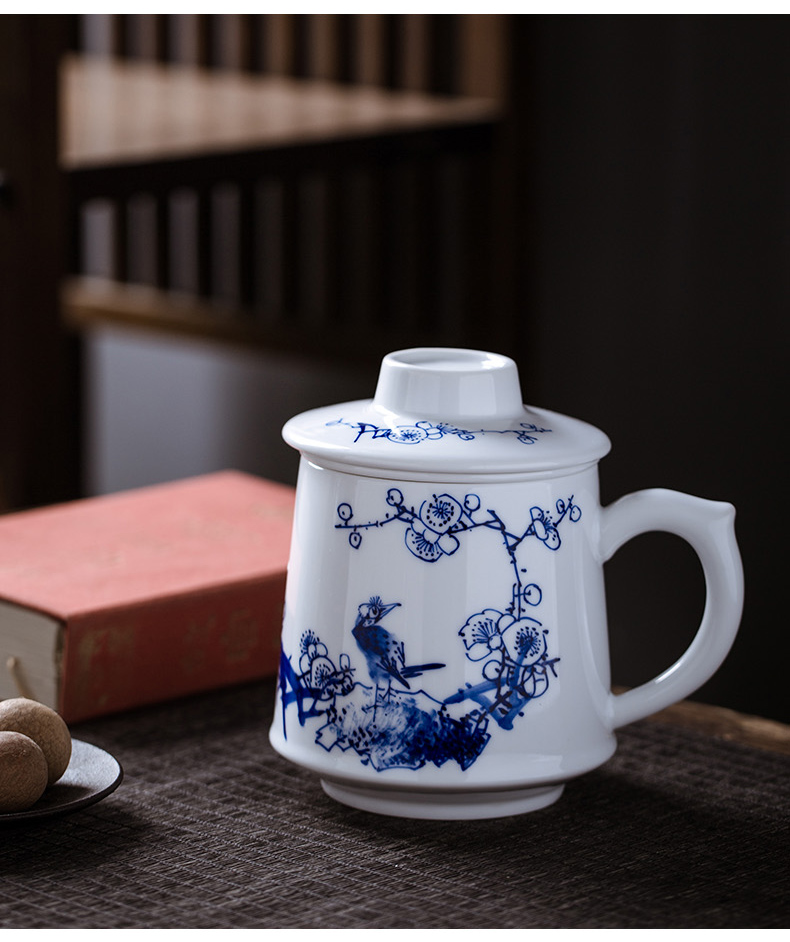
59,576,285,723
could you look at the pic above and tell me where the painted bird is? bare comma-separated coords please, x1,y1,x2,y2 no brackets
352,596,445,706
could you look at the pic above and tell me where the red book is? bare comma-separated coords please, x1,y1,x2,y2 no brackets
0,471,294,722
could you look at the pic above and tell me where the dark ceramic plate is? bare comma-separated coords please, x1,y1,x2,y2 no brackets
0,739,123,823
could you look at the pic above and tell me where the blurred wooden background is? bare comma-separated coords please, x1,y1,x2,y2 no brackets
0,15,787,722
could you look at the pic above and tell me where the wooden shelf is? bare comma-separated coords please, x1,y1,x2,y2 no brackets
59,53,504,358
60,54,501,170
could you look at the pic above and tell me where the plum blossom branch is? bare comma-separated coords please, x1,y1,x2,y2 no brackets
326,417,552,446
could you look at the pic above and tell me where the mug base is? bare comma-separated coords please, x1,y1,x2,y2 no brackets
320,779,565,820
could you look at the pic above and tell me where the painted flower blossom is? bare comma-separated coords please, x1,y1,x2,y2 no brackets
529,506,561,550
498,615,547,666
309,655,338,694
460,609,548,688
458,609,506,661
386,425,429,444
300,633,354,699
404,494,463,561
299,631,329,675
386,488,404,507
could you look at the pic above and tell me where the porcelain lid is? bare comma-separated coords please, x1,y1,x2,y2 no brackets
282,347,611,477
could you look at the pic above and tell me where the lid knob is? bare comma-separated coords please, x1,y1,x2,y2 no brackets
373,347,525,421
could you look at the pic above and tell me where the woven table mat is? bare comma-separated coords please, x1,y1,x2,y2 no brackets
1,681,787,929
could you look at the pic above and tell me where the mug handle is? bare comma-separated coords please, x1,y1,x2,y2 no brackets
600,488,744,729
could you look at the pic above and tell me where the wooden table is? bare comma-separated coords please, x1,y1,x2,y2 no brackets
2,680,788,928
646,695,790,756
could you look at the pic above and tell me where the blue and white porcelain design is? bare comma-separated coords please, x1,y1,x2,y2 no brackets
277,488,582,774
326,417,552,446
270,347,744,820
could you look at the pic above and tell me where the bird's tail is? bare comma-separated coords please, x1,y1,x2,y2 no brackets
401,662,445,679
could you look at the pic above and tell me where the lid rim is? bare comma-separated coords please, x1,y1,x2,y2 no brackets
295,453,605,483
282,398,611,476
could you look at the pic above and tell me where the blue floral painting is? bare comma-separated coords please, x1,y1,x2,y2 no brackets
327,417,552,446
277,488,582,772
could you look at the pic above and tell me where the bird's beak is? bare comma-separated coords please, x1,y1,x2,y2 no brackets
380,602,401,618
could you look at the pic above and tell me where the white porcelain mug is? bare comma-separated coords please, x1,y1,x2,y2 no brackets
270,348,744,820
